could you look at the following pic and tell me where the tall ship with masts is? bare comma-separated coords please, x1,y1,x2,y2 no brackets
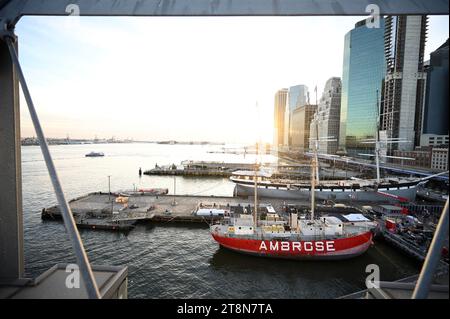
210,143,377,260
230,169,440,202
232,94,448,202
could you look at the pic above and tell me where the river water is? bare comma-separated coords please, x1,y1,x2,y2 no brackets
21,143,420,298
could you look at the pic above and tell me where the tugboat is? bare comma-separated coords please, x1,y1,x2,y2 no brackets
85,151,105,157
210,140,377,260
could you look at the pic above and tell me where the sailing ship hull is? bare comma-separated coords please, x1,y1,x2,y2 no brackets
211,231,373,260
234,182,417,202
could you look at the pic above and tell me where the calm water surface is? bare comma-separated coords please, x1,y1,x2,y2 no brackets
21,143,420,298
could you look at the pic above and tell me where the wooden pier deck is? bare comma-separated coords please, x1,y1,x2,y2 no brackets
42,192,313,231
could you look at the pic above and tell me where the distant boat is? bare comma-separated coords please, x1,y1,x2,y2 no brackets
85,151,104,157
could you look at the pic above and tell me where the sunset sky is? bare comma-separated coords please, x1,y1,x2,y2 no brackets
16,15,449,144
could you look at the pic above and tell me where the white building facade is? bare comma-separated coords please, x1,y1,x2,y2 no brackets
309,77,342,154
431,147,449,171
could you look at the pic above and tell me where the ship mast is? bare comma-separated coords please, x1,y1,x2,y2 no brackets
253,142,258,228
253,101,261,230
375,89,381,183
310,151,316,220
310,120,319,220
314,86,320,185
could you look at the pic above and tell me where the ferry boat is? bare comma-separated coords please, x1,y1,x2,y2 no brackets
210,143,377,260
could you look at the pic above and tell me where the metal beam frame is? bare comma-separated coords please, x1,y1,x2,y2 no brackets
0,0,449,27
0,35,23,282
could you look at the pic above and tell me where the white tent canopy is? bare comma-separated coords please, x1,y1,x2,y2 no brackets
196,208,229,216
342,214,370,222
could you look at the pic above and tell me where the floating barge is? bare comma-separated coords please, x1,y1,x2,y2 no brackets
144,160,348,179
145,168,233,177
144,161,264,177
75,218,135,231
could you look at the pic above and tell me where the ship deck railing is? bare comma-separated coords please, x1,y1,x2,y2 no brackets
223,228,372,242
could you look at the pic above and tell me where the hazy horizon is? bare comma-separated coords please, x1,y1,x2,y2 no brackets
16,15,449,144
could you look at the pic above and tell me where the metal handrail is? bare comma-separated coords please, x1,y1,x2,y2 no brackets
4,34,100,299
412,198,449,299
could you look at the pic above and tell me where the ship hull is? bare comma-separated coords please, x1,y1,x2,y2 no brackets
211,231,373,260
234,183,417,202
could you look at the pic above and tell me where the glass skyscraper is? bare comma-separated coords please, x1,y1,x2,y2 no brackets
288,85,309,111
423,39,448,136
284,85,309,146
339,18,386,156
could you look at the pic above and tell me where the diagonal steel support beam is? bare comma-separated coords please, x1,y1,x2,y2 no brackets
2,31,100,299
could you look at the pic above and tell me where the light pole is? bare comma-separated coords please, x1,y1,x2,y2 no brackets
345,159,348,179
172,174,176,206
108,175,111,200
333,158,335,178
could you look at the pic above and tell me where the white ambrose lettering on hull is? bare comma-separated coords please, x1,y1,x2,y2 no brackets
259,241,335,252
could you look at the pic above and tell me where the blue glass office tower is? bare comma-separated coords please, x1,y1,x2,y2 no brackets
339,18,386,156
423,39,449,136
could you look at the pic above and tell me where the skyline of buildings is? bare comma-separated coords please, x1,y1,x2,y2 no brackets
273,15,448,170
